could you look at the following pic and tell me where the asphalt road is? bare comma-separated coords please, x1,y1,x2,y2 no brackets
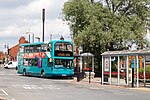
0,65,150,100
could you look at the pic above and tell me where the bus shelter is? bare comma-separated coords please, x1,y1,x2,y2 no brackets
74,53,95,82
101,49,150,87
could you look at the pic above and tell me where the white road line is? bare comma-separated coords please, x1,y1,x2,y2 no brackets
1,89,8,95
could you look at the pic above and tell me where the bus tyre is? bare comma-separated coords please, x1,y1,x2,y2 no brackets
23,69,26,76
16,66,17,70
41,70,44,78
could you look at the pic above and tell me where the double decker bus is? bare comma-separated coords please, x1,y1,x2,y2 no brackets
17,40,74,78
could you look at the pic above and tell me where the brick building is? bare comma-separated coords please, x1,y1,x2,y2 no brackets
0,51,6,64
9,37,28,61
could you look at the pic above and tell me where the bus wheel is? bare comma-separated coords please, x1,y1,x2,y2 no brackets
41,70,44,78
16,66,17,70
23,69,26,76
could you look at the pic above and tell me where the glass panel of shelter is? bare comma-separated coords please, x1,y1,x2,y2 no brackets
103,57,110,84
103,56,128,86
110,56,118,85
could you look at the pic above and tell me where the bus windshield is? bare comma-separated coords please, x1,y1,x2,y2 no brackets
54,42,72,52
54,42,73,57
55,59,73,69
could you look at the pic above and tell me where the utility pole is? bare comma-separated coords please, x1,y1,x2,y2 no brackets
4,45,9,63
42,8,45,42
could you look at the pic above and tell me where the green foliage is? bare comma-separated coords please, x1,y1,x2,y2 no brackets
139,67,150,74
63,0,150,71
2,57,5,64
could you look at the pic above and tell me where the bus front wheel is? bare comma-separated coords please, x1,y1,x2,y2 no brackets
41,70,44,78
23,69,26,76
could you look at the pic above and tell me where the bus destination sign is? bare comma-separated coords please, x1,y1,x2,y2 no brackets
57,53,71,56
55,51,73,57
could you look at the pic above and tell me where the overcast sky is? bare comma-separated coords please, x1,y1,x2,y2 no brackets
0,0,70,51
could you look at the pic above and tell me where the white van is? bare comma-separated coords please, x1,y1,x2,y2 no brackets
4,61,18,69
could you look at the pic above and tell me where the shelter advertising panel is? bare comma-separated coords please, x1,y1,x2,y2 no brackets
104,58,109,72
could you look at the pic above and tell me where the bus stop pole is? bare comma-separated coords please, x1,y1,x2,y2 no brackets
136,55,139,87
117,56,120,86
102,56,104,84
143,56,146,87
109,56,112,85
126,55,129,86
89,69,91,83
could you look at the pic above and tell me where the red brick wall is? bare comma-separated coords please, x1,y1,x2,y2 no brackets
0,52,6,60
9,45,19,61
9,37,28,61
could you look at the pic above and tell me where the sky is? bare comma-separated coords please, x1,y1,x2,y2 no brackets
0,0,70,52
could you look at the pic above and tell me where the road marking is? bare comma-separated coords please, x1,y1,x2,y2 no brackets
23,85,43,89
1,89,8,95
12,84,60,90
89,87,100,90
113,92,134,95
42,85,60,90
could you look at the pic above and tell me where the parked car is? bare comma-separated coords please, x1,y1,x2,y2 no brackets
4,61,18,69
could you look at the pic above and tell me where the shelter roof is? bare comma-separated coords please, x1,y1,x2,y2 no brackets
101,49,150,56
81,53,94,57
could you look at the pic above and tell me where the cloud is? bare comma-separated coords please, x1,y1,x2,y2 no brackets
0,0,35,9
0,0,70,51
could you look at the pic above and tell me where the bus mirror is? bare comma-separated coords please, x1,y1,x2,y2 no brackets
49,44,52,48
49,58,52,62
48,44,52,51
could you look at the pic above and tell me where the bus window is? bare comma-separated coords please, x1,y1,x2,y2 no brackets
47,58,53,67
55,59,73,69
33,45,41,52
24,46,30,53
28,58,38,66
55,59,63,68
29,46,34,52
32,59,38,66
54,42,73,52
19,46,24,53
23,59,28,66
28,59,32,66
41,44,47,52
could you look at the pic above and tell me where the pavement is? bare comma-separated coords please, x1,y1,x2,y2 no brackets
69,77,150,93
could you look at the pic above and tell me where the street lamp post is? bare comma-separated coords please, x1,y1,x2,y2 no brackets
42,8,45,42
4,44,9,63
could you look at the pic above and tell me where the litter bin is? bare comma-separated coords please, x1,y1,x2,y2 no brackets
77,72,83,82
104,76,108,82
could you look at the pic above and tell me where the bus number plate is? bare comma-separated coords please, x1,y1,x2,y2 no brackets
62,74,66,76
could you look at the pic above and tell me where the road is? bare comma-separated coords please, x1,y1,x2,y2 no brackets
0,65,150,100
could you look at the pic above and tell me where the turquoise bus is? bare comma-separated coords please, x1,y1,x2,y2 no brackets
17,40,74,78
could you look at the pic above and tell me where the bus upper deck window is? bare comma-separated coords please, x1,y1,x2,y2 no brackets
19,46,24,52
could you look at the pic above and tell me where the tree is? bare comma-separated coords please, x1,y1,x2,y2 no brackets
102,0,150,50
63,0,150,72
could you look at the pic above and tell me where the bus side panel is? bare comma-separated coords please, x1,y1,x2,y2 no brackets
17,57,23,74
42,58,51,77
